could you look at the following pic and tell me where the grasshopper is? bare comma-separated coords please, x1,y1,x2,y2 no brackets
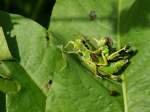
64,35,131,81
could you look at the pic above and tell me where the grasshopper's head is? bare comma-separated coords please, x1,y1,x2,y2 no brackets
99,37,113,47
104,37,113,47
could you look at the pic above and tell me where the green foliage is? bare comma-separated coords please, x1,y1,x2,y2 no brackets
0,11,48,112
0,0,150,112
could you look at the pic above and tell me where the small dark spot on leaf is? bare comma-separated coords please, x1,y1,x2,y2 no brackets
48,80,53,85
46,36,49,41
45,31,51,47
89,10,96,20
44,79,53,92
45,36,50,47
109,90,120,96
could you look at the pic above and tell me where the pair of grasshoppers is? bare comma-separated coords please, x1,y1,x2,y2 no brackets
64,35,132,81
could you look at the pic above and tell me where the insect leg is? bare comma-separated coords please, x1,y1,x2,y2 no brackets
96,52,108,66
64,41,75,49
108,45,129,60
64,41,81,54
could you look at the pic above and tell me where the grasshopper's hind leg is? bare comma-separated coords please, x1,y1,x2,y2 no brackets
108,45,129,60
64,41,80,54
64,41,75,49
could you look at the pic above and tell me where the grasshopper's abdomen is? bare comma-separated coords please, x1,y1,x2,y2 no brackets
98,60,128,74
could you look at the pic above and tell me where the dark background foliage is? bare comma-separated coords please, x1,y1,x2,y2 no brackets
0,0,55,28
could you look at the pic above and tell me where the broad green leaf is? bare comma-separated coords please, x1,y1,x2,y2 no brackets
49,0,150,112
120,0,150,112
0,11,47,112
0,11,66,112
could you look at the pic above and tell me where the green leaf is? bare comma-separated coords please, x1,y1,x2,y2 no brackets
49,0,150,112
0,11,66,112
0,23,19,95
120,0,150,112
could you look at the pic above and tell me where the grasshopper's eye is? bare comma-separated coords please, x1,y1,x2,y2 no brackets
81,39,90,50
81,39,86,44
84,44,90,49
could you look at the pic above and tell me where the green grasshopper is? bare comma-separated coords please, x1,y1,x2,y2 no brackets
64,35,131,81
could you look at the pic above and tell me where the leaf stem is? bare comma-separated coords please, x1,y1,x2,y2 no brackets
122,74,128,112
117,0,121,49
117,0,128,112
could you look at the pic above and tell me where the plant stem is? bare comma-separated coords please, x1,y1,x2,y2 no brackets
117,0,121,49
117,0,128,112
122,74,128,112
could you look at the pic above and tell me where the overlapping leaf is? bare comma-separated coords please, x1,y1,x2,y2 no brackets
0,11,65,112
